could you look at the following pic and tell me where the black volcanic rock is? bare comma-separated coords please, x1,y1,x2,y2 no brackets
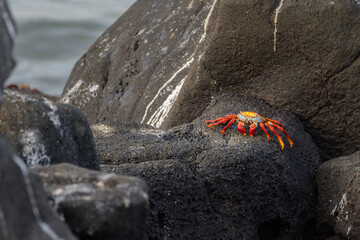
0,90,99,170
99,94,321,239
0,0,16,98
32,163,149,240
317,151,360,239
60,0,360,160
0,137,77,240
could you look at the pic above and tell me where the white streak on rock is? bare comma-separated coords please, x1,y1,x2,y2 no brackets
89,83,99,93
43,99,62,136
60,80,84,104
21,130,51,167
12,155,63,240
338,193,347,214
147,76,186,128
347,226,352,235
273,0,284,52
141,57,194,124
199,0,218,43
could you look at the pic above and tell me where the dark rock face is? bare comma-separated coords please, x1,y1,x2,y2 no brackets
0,0,16,97
99,94,320,239
0,137,77,240
317,151,360,239
32,163,149,240
60,0,360,160
0,90,99,170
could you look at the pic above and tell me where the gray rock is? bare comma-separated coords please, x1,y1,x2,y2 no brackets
99,94,321,239
0,0,16,98
32,163,149,240
317,151,360,240
0,137,77,240
0,90,99,170
60,0,360,160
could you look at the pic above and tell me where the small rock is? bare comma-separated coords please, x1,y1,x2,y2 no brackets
0,137,77,240
33,163,149,240
317,151,360,239
0,90,99,170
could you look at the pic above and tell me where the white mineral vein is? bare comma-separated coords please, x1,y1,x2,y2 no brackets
273,0,284,52
141,57,194,124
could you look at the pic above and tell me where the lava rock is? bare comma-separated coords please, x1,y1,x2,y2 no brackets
99,94,321,239
60,0,360,160
0,90,99,170
32,163,149,240
317,151,360,239
0,0,16,98
0,137,77,240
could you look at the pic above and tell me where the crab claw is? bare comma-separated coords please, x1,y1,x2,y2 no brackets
237,121,246,135
249,123,257,137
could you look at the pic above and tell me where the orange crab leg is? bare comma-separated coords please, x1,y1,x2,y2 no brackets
259,122,270,140
266,122,285,150
222,119,236,135
237,121,246,135
270,123,293,149
206,117,226,124
207,119,227,128
266,118,285,128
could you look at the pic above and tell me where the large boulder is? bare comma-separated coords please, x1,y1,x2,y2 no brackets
99,94,321,239
60,0,360,160
32,163,149,240
0,90,99,169
0,137,77,240
317,151,360,240
0,0,16,98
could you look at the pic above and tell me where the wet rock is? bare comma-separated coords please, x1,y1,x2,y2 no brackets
317,151,360,240
99,94,320,239
0,0,16,98
32,163,149,240
0,90,99,169
60,0,360,160
0,137,77,240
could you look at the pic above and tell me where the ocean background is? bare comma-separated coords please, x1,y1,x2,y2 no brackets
6,0,136,96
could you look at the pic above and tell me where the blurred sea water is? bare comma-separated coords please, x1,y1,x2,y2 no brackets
7,0,136,96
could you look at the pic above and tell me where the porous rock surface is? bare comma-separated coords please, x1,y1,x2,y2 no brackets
0,0,16,98
317,151,360,240
0,137,77,240
0,90,99,169
32,163,149,240
60,0,360,160
98,94,321,239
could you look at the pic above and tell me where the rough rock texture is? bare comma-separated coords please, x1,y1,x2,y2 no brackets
99,94,321,239
0,137,77,240
60,0,360,160
0,90,99,169
0,0,16,96
32,163,149,240
317,151,360,240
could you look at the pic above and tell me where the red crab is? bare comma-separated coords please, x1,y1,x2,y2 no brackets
5,83,41,94
206,111,293,150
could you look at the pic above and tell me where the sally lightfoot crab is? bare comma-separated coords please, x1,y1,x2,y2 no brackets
206,111,293,150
